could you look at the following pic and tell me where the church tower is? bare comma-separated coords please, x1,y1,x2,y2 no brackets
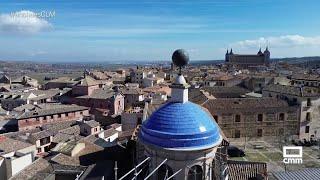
264,46,270,65
138,49,223,180
225,49,229,62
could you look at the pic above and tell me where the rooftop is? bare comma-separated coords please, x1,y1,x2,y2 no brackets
272,168,320,180
10,158,51,180
16,104,88,120
291,74,320,81
83,120,100,128
51,153,80,166
263,84,320,97
30,130,53,140
76,76,100,86
77,88,116,99
0,136,34,154
203,97,289,111
202,86,250,98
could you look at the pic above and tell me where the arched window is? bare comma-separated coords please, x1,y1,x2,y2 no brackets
187,165,203,180
158,164,174,180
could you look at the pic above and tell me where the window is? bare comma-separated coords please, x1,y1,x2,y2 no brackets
257,129,263,137
187,165,203,180
58,114,61,118
306,112,311,121
307,98,312,106
305,126,310,133
137,117,142,124
279,113,285,121
234,130,241,138
235,114,241,122
40,137,51,146
158,164,173,180
257,114,263,122
37,148,41,153
279,128,284,135
213,115,218,123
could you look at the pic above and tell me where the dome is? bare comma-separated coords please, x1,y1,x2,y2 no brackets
139,102,222,150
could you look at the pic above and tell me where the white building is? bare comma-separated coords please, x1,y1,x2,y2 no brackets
0,136,36,180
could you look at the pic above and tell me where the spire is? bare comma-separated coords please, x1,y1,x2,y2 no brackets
226,49,229,55
229,48,233,55
258,47,263,55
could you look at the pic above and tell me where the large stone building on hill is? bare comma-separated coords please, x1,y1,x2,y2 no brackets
225,47,270,68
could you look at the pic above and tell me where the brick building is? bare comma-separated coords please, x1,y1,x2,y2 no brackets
70,88,124,116
72,76,101,96
16,104,89,131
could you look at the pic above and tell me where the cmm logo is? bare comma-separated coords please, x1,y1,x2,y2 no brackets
283,146,303,164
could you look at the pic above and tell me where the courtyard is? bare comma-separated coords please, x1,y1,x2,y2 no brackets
228,140,320,172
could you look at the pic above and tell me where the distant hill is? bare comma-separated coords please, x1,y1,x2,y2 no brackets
190,56,320,66
272,56,320,63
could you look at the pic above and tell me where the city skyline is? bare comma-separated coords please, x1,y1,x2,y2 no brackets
1,0,320,62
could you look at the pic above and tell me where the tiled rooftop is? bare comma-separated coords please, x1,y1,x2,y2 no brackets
0,136,34,154
16,104,88,120
263,84,320,97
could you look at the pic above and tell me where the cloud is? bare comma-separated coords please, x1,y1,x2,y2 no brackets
230,35,320,48
0,10,52,35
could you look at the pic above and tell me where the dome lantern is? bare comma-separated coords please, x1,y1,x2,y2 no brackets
170,49,190,103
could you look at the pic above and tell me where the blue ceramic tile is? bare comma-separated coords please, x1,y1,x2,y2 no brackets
138,102,221,149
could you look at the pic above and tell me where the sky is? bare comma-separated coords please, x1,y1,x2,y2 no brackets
1,0,320,62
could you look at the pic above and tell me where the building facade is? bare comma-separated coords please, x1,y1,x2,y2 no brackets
202,98,300,140
16,105,89,131
225,48,270,68
262,84,320,140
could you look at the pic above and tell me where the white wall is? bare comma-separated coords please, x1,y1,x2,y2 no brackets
0,158,6,180
10,153,33,176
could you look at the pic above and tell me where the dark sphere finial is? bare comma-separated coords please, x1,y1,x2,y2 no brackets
172,49,189,68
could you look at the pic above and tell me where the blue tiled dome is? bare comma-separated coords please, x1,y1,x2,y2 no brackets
139,102,221,150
